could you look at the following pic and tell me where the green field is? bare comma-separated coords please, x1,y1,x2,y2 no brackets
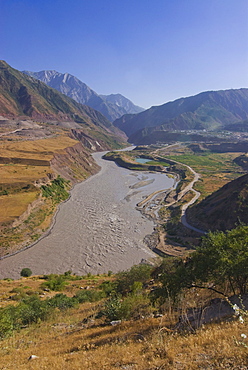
162,152,243,198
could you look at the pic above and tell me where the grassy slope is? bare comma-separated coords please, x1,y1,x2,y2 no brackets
0,133,78,222
187,173,248,231
0,274,247,369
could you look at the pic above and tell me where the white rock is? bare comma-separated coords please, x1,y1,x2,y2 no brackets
28,355,39,360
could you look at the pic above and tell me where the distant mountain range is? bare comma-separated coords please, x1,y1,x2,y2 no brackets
113,88,248,144
23,70,144,122
186,173,248,232
0,60,125,146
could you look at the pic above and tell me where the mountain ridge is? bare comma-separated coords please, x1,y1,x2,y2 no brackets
0,60,127,150
23,70,144,121
113,88,248,143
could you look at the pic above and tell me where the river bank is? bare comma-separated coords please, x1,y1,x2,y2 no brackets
0,151,174,279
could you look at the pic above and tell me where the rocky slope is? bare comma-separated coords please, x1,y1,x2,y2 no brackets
113,88,248,143
0,60,127,144
23,70,144,121
100,93,143,114
186,173,248,231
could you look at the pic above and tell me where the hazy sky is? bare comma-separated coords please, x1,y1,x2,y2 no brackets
1,0,248,108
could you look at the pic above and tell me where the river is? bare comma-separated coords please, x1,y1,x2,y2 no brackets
0,151,174,279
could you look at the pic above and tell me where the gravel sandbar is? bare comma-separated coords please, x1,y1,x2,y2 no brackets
0,152,174,279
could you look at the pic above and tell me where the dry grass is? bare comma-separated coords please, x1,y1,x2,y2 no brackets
0,133,78,223
0,192,39,223
0,133,82,254
0,164,50,185
0,307,247,369
0,277,247,369
0,135,78,160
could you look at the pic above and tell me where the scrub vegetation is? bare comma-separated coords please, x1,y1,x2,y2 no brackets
0,225,248,369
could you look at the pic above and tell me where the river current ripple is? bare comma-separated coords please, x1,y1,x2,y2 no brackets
0,151,174,279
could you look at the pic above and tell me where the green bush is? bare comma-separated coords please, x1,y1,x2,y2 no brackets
41,274,68,291
20,268,32,277
101,292,153,322
0,306,16,339
116,264,152,295
41,175,69,203
119,293,153,320
17,296,52,326
101,296,123,321
74,289,106,303
152,257,189,304
48,294,78,310
99,281,117,296
187,225,248,295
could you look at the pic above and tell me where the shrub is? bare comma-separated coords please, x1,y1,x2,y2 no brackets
64,270,72,277
188,225,248,295
74,289,106,303
20,268,32,277
99,281,117,296
101,296,123,321
17,296,52,325
41,274,68,291
119,293,153,320
0,306,15,339
41,175,69,203
154,225,248,304
48,294,78,310
152,257,189,304
116,264,152,295
101,292,153,322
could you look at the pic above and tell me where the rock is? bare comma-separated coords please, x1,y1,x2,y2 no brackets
154,313,163,318
110,320,122,326
28,355,39,360
176,294,248,331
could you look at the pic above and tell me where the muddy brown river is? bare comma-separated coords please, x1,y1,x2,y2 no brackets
0,151,174,279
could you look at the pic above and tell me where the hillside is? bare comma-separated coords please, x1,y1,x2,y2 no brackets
225,119,248,132
0,239,248,370
1,61,125,136
23,70,144,121
0,61,127,256
186,173,248,231
113,88,248,143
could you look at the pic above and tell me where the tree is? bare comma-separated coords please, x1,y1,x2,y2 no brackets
189,225,248,295
116,264,152,295
156,225,248,301
20,268,32,277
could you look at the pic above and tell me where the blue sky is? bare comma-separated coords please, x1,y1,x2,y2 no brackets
1,0,248,108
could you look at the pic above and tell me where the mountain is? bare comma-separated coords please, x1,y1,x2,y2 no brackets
0,61,127,256
225,119,248,132
186,173,248,232
0,61,124,134
23,70,144,121
100,93,144,114
113,89,248,143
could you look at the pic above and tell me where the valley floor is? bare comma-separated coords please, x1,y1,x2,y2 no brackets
0,152,174,279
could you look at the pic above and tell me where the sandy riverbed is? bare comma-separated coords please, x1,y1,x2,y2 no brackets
0,151,174,279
